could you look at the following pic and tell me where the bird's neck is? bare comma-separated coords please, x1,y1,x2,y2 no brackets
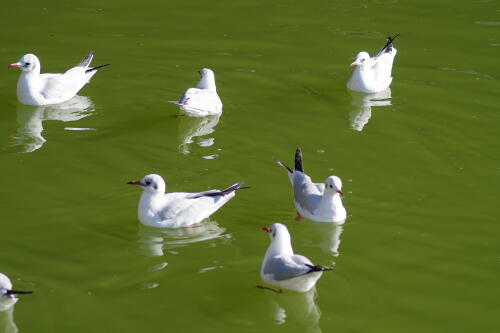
17,72,45,105
196,77,217,92
265,237,294,258
320,191,343,211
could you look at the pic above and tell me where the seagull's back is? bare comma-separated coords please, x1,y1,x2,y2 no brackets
292,171,322,214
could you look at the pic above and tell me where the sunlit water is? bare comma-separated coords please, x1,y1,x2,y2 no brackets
0,0,499,332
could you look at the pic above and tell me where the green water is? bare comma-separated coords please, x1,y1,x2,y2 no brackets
1,0,499,331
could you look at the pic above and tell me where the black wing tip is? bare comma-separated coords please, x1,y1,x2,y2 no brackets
200,181,247,198
305,264,333,273
6,289,33,296
273,157,293,174
77,51,95,68
85,63,111,73
294,147,304,172
382,34,400,53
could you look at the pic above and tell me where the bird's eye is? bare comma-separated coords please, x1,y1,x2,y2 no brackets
24,62,30,66
361,59,365,62
145,180,151,186
329,184,333,188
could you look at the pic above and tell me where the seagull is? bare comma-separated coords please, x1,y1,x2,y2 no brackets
0,273,32,311
170,68,223,117
274,148,346,223
8,52,110,106
347,34,399,93
128,174,244,228
260,223,332,293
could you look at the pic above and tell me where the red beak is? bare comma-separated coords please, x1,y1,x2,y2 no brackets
8,62,21,68
337,190,344,197
127,180,143,186
262,226,270,232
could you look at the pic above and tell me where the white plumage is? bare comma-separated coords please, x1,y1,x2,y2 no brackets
170,68,222,117
261,223,331,293
347,35,399,93
0,273,32,312
128,174,242,228
9,52,109,106
274,148,347,223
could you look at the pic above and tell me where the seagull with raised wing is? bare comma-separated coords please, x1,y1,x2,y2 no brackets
8,52,109,106
260,223,332,293
128,174,244,228
170,68,223,117
0,273,32,312
347,34,399,93
274,148,346,223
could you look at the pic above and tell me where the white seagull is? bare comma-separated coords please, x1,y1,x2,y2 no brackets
0,273,32,312
128,174,244,228
170,68,223,117
260,223,332,293
274,148,346,223
347,34,399,93
8,52,109,106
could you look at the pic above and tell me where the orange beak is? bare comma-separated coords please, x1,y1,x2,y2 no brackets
337,190,344,197
127,180,142,186
8,62,21,68
262,226,270,232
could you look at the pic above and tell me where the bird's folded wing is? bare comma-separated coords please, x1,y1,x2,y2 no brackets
293,173,322,214
372,50,396,83
263,255,312,281
41,67,88,100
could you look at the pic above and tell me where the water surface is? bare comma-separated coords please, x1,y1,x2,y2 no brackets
0,0,499,332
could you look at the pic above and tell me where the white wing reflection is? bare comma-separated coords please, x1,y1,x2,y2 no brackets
0,304,18,333
265,288,322,333
137,220,228,257
12,95,94,152
177,115,220,155
349,88,391,131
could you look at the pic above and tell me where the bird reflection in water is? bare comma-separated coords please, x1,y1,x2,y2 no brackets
264,287,322,333
321,224,344,257
0,307,17,333
137,220,229,257
12,95,95,153
349,88,391,131
177,114,220,156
